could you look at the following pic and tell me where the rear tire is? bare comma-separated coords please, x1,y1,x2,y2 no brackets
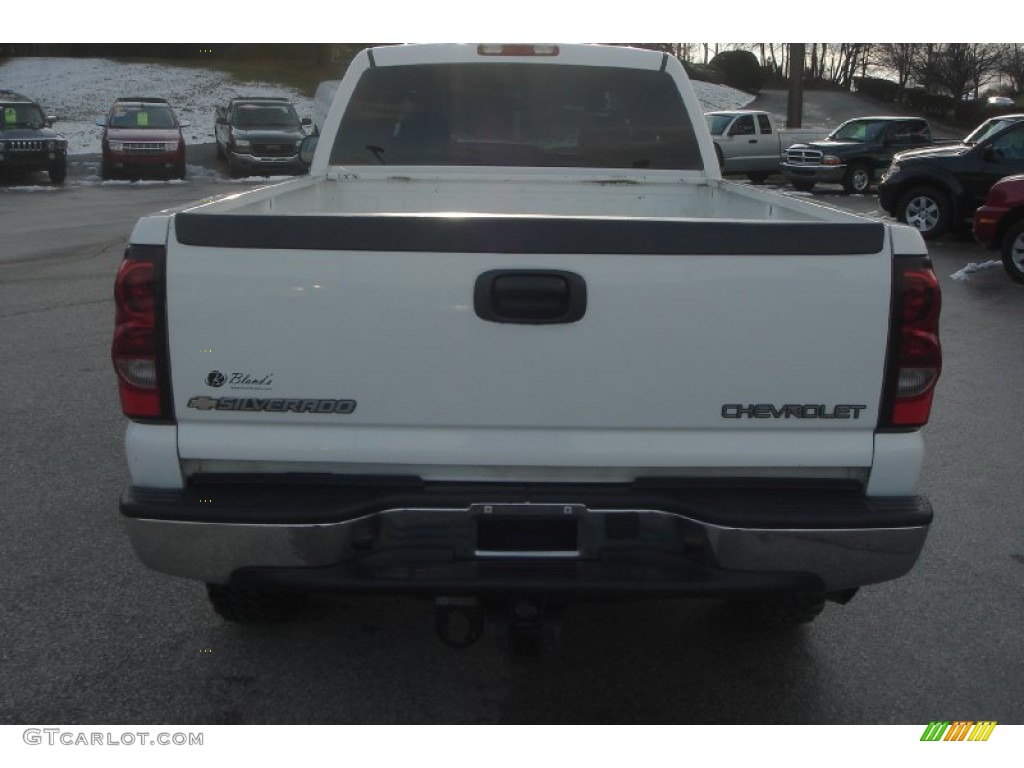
896,186,951,240
727,592,825,628
747,172,770,185
791,180,815,192
206,583,306,623
1001,220,1024,284
842,162,872,194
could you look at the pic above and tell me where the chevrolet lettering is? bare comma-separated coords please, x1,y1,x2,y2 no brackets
721,404,868,419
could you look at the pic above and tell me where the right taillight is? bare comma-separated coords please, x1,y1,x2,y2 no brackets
882,256,942,429
112,244,172,421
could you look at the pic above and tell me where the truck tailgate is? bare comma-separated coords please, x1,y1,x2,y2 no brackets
167,212,891,474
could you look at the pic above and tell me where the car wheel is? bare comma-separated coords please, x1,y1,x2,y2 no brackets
1001,220,1024,284
727,592,826,628
791,180,815,192
206,583,306,623
227,157,243,179
747,172,770,185
897,186,951,240
842,162,872,194
174,162,186,180
48,162,67,184
215,141,224,160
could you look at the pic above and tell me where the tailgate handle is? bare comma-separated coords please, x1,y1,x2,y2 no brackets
474,270,587,325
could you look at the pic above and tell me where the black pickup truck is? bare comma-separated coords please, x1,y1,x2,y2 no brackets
878,114,1024,240
214,96,312,178
780,116,935,194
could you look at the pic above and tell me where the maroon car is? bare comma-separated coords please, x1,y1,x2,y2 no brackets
974,174,1024,283
96,98,188,180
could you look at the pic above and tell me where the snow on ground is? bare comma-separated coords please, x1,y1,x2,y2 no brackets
951,260,1002,282
0,57,316,155
0,56,753,156
691,81,755,113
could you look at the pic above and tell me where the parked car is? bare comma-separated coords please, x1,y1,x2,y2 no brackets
878,114,1024,240
96,98,188,180
0,90,68,184
780,116,936,194
974,173,1024,282
214,97,311,177
704,109,827,183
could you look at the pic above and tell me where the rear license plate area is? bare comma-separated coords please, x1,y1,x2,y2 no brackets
473,504,582,556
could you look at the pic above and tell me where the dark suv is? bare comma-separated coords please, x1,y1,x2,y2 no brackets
0,90,68,184
780,116,935,194
96,98,189,180
878,114,1024,240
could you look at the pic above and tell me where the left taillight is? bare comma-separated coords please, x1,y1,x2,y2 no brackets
112,244,173,421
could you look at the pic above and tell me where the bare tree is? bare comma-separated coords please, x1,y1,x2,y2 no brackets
875,44,922,100
999,43,1024,92
815,44,828,81
825,44,873,90
915,43,1002,100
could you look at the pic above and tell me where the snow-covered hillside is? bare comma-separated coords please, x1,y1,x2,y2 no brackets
0,56,754,156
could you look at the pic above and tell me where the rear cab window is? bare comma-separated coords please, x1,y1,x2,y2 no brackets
330,63,701,170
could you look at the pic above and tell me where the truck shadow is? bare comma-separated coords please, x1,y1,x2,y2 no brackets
192,593,830,724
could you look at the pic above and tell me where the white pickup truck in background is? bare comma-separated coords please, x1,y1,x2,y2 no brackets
705,109,829,183
113,44,941,649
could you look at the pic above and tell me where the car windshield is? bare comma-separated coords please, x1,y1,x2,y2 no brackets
330,63,702,170
828,120,888,142
232,104,300,128
108,104,177,129
1,103,46,129
705,114,734,136
964,118,1021,145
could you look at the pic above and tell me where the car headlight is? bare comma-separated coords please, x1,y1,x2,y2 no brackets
822,155,842,166
108,140,124,152
46,140,56,150
232,139,252,153
0,140,6,151
164,141,180,152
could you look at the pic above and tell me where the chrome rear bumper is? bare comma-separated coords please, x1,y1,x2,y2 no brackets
121,482,931,595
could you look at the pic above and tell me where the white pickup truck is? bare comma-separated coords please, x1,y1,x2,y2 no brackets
113,44,941,646
705,109,828,183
